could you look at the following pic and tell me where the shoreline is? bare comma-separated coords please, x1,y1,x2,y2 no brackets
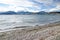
0,21,60,32
0,21,60,40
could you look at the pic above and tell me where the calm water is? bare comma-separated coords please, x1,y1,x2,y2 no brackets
0,14,60,29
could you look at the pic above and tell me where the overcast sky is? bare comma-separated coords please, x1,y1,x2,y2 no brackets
0,0,60,12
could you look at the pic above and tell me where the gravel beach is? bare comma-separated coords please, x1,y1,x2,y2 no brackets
0,22,60,40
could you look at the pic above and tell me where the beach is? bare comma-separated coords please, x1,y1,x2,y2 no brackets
0,21,60,40
0,0,60,39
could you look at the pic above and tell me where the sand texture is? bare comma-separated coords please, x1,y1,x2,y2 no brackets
0,22,60,40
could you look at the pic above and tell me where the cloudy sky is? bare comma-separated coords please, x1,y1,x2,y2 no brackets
0,0,60,12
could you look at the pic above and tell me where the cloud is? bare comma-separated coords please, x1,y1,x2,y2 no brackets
49,5,60,12
0,0,60,12
30,0,60,12
0,0,36,12
32,0,53,6
49,0,60,12
29,0,55,11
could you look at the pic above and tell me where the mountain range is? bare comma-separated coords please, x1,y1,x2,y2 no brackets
0,11,60,15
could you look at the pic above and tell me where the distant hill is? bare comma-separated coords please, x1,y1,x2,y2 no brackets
37,11,48,15
0,11,16,15
16,11,32,15
49,12,60,14
17,11,49,15
0,11,48,15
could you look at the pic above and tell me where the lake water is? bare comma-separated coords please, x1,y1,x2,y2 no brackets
0,14,60,29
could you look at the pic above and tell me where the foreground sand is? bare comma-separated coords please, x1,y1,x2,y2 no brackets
0,22,60,40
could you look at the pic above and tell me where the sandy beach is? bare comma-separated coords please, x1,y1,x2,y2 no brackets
0,22,60,40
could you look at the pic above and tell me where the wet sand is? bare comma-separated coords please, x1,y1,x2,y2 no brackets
0,21,60,40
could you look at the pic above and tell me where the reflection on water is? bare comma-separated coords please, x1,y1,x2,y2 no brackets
0,15,60,29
